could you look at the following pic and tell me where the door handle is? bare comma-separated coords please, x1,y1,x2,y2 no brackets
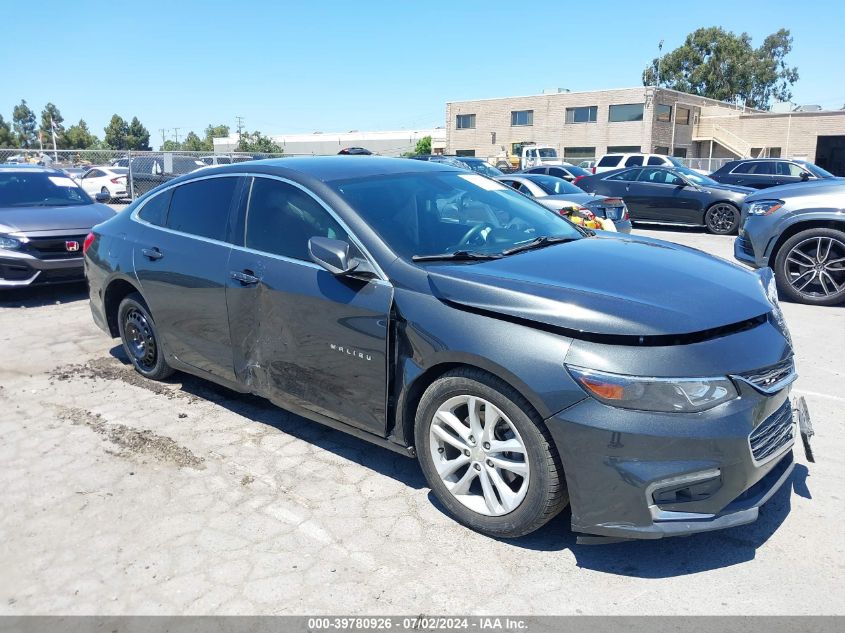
142,247,163,260
230,270,260,285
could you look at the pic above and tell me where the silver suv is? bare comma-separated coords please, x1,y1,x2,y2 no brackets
735,179,845,306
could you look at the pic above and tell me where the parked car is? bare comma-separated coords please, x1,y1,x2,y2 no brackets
576,165,752,234
496,173,631,233
578,160,596,170
338,147,372,155
77,166,129,200
594,153,684,174
85,157,801,541
711,158,837,190
523,164,591,182
735,179,845,305
0,165,113,287
129,155,206,197
61,167,88,181
416,155,504,178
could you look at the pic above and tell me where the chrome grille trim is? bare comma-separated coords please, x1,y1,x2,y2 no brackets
731,357,796,394
749,400,795,464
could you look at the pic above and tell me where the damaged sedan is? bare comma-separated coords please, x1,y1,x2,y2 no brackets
84,157,806,540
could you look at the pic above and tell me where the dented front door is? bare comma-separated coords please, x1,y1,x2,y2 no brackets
225,248,392,435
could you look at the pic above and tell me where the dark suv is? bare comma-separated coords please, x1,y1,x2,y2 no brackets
711,158,836,190
85,157,802,541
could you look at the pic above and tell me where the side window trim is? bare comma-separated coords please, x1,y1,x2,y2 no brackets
233,174,389,282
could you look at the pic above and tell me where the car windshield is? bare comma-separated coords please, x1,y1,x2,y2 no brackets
804,162,834,178
674,166,719,186
0,171,93,207
524,174,583,195
463,160,504,177
331,171,582,260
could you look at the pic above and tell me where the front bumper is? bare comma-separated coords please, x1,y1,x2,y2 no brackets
546,384,798,540
0,251,84,287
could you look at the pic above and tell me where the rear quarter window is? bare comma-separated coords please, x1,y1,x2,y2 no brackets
166,177,238,241
137,189,172,226
597,155,622,167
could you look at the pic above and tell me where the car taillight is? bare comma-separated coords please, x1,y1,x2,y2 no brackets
83,232,95,254
111,177,123,184
572,176,586,186
591,166,596,174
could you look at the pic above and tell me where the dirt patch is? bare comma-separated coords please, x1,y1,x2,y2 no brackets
49,357,201,403
55,405,205,469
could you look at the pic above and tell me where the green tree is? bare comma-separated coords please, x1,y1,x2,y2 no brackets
182,131,205,152
104,114,129,149
39,103,65,149
161,139,181,151
413,135,432,155
0,115,15,148
64,119,97,149
126,117,151,150
203,124,230,151
642,27,799,109
12,100,37,148
238,130,282,153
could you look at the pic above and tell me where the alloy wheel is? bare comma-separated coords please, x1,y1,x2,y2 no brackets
707,204,737,234
429,395,530,516
785,236,845,298
124,308,158,371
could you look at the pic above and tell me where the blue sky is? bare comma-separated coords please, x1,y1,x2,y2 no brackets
2,0,842,146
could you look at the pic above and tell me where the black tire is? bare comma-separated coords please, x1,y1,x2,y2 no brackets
414,368,568,538
773,227,845,306
704,202,740,235
117,292,175,380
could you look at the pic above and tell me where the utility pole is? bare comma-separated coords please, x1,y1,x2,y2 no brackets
159,128,167,149
656,40,664,87
173,127,181,145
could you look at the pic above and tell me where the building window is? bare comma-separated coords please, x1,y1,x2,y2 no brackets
456,114,476,129
510,110,533,126
676,107,690,125
768,147,782,158
607,145,642,154
455,149,476,157
564,146,596,161
565,106,598,124
656,104,672,123
672,147,688,158
654,146,670,155
608,103,644,122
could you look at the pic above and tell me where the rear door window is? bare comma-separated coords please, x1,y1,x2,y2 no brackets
166,176,239,241
244,177,347,261
731,162,753,174
605,169,640,181
624,155,644,167
747,162,773,175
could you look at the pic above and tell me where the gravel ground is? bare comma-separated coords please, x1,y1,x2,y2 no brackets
0,226,843,615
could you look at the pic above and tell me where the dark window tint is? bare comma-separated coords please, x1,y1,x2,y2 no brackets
455,149,476,157
605,169,640,182
245,178,347,261
624,155,644,166
167,177,238,241
647,156,666,166
747,162,774,175
138,189,172,226
656,104,672,122
597,155,622,167
86,169,105,178
549,168,566,178
608,103,644,122
731,162,752,174
637,168,684,185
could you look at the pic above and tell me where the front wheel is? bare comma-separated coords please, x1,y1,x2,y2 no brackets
117,293,175,380
415,368,568,538
704,202,739,235
774,228,845,306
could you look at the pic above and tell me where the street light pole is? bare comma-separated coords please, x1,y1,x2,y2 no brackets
656,39,664,87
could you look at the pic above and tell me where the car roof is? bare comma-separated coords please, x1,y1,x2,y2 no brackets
0,164,64,174
208,156,459,182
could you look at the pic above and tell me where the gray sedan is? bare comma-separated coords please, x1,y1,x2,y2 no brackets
735,179,845,306
496,173,632,233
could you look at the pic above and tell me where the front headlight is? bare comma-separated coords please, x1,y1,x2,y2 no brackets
566,365,738,413
0,235,24,250
747,199,784,216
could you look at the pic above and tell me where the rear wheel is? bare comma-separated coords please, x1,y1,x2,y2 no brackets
774,228,845,306
415,368,567,538
117,293,174,380
704,202,739,235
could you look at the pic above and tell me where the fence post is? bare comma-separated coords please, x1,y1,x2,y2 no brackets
127,149,135,200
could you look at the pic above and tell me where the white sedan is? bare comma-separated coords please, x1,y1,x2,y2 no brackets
78,167,129,200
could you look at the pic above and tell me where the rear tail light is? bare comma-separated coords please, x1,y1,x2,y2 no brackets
622,207,629,220
111,177,123,184
591,166,596,174
572,176,586,186
83,232,95,254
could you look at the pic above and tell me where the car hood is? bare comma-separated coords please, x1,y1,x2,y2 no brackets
0,203,115,234
746,178,845,201
698,182,754,195
426,234,772,338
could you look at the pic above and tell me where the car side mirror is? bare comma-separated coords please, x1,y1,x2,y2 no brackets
308,236,378,279
94,192,111,202
800,172,810,181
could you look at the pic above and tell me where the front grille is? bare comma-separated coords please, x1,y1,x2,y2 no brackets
736,357,795,393
736,235,754,256
24,234,88,260
749,400,794,462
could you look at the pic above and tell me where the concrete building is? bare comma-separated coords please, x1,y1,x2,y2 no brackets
213,128,446,157
446,87,845,174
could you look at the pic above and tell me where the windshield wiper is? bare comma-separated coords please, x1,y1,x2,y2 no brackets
500,235,579,256
412,250,502,262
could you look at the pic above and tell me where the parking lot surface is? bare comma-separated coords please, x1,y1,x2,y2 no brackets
1,226,843,615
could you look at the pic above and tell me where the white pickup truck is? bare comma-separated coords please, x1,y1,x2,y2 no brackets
490,144,567,172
